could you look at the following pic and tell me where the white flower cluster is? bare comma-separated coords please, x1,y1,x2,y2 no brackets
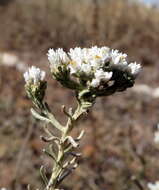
47,48,70,72
91,69,113,88
128,63,141,76
24,66,46,85
47,46,141,88
148,181,159,190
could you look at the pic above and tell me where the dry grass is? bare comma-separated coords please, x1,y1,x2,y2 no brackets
1,0,159,64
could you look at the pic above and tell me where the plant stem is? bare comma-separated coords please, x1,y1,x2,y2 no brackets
46,102,86,190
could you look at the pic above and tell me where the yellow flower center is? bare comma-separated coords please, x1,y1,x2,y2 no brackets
69,61,77,66
95,55,101,59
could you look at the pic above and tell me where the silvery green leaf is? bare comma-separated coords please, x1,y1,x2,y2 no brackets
40,166,48,186
31,108,50,123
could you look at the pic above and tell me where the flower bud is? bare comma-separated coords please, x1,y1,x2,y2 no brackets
24,66,47,107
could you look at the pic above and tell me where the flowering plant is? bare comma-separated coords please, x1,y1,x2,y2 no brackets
47,47,140,103
24,46,141,190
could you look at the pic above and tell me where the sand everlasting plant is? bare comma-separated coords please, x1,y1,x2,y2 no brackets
24,46,141,190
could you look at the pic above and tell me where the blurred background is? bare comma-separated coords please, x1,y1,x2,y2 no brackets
0,0,159,189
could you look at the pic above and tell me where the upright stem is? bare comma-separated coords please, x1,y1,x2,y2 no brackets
46,102,86,190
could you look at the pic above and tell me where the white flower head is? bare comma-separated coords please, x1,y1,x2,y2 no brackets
68,47,86,74
91,69,113,87
128,62,141,76
87,46,110,69
95,69,112,81
81,63,92,74
148,181,159,190
24,66,46,85
47,48,70,72
69,47,84,63
91,78,100,88
110,49,128,70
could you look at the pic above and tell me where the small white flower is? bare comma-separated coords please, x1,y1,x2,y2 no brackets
69,47,84,64
24,66,46,85
89,46,110,68
95,69,112,81
47,48,70,71
68,47,85,74
91,69,113,87
110,49,128,69
148,181,159,190
91,78,100,87
128,62,141,76
68,61,81,74
89,46,110,60
81,63,92,74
